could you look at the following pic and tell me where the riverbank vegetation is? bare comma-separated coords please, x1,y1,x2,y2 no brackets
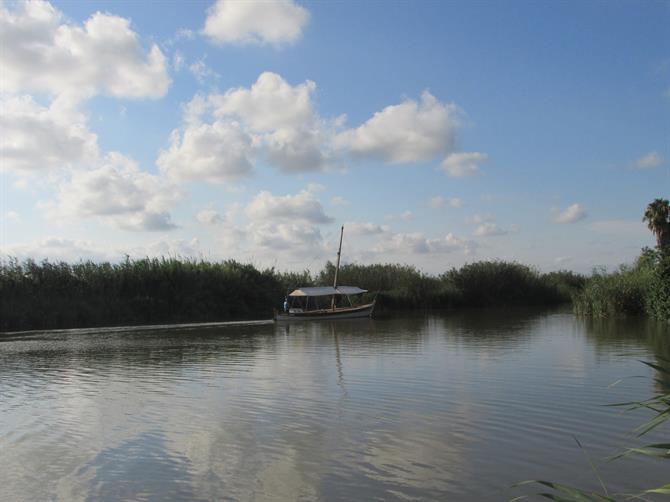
573,248,670,321
0,258,582,331
2,198,667,331
573,198,670,322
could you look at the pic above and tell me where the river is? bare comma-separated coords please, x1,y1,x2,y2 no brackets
1,309,668,501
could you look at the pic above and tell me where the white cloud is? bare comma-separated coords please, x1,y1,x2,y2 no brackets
172,51,185,71
0,1,170,99
188,56,220,84
441,152,488,177
467,213,516,236
246,189,333,224
1,236,207,262
163,73,339,179
553,203,587,224
157,121,254,183
212,72,316,131
203,0,309,46
45,153,182,231
473,222,508,237
430,196,463,209
336,91,462,164
130,238,202,258
196,209,224,225
401,210,415,221
264,126,337,173
633,151,664,170
0,237,113,262
344,222,390,236
247,221,323,251
374,231,474,255
0,94,98,173
467,213,494,225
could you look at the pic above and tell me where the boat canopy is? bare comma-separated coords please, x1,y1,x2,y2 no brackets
288,286,368,297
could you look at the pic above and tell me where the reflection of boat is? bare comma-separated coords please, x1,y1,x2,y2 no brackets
273,226,376,322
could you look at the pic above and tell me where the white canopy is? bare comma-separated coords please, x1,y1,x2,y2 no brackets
288,286,368,297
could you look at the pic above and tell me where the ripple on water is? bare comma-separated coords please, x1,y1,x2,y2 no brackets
0,312,668,501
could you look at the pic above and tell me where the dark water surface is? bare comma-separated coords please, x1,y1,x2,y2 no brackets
1,309,668,501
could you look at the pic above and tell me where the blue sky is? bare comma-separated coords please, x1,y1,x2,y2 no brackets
1,0,668,273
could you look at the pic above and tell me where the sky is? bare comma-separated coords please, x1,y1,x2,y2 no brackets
1,0,668,274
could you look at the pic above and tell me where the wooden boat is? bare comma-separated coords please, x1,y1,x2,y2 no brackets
273,226,376,321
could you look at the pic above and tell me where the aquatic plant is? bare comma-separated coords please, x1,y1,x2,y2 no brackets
0,257,578,331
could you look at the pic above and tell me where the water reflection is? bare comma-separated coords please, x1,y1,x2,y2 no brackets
1,311,668,501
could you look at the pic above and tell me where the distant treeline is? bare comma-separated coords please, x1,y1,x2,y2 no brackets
1,258,584,331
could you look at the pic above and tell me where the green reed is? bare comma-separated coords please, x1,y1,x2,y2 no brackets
1,257,579,331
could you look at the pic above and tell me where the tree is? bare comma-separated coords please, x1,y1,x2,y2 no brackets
643,198,670,249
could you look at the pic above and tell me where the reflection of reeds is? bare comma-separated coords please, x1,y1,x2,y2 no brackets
515,358,670,501
1,258,582,331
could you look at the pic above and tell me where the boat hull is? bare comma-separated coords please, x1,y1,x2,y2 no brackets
274,301,375,321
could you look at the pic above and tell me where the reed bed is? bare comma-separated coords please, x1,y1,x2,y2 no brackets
573,249,670,321
1,258,581,331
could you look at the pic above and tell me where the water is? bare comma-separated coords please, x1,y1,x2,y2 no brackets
1,309,668,501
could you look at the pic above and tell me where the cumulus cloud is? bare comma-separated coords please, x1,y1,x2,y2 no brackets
162,73,340,179
45,153,182,231
553,203,587,224
129,238,202,258
203,0,309,46
247,221,323,251
344,222,390,236
196,208,225,225
336,91,462,164
633,151,664,170
246,189,333,224
467,213,516,236
374,231,474,255
473,222,508,237
212,72,338,173
0,94,99,173
212,72,316,131
157,121,254,183
441,152,488,177
0,1,170,99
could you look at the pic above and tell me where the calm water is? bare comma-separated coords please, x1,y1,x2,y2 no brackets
1,309,668,501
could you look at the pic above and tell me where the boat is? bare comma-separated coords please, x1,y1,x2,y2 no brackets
273,226,376,321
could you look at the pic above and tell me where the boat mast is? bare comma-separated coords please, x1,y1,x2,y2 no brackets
331,225,344,309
